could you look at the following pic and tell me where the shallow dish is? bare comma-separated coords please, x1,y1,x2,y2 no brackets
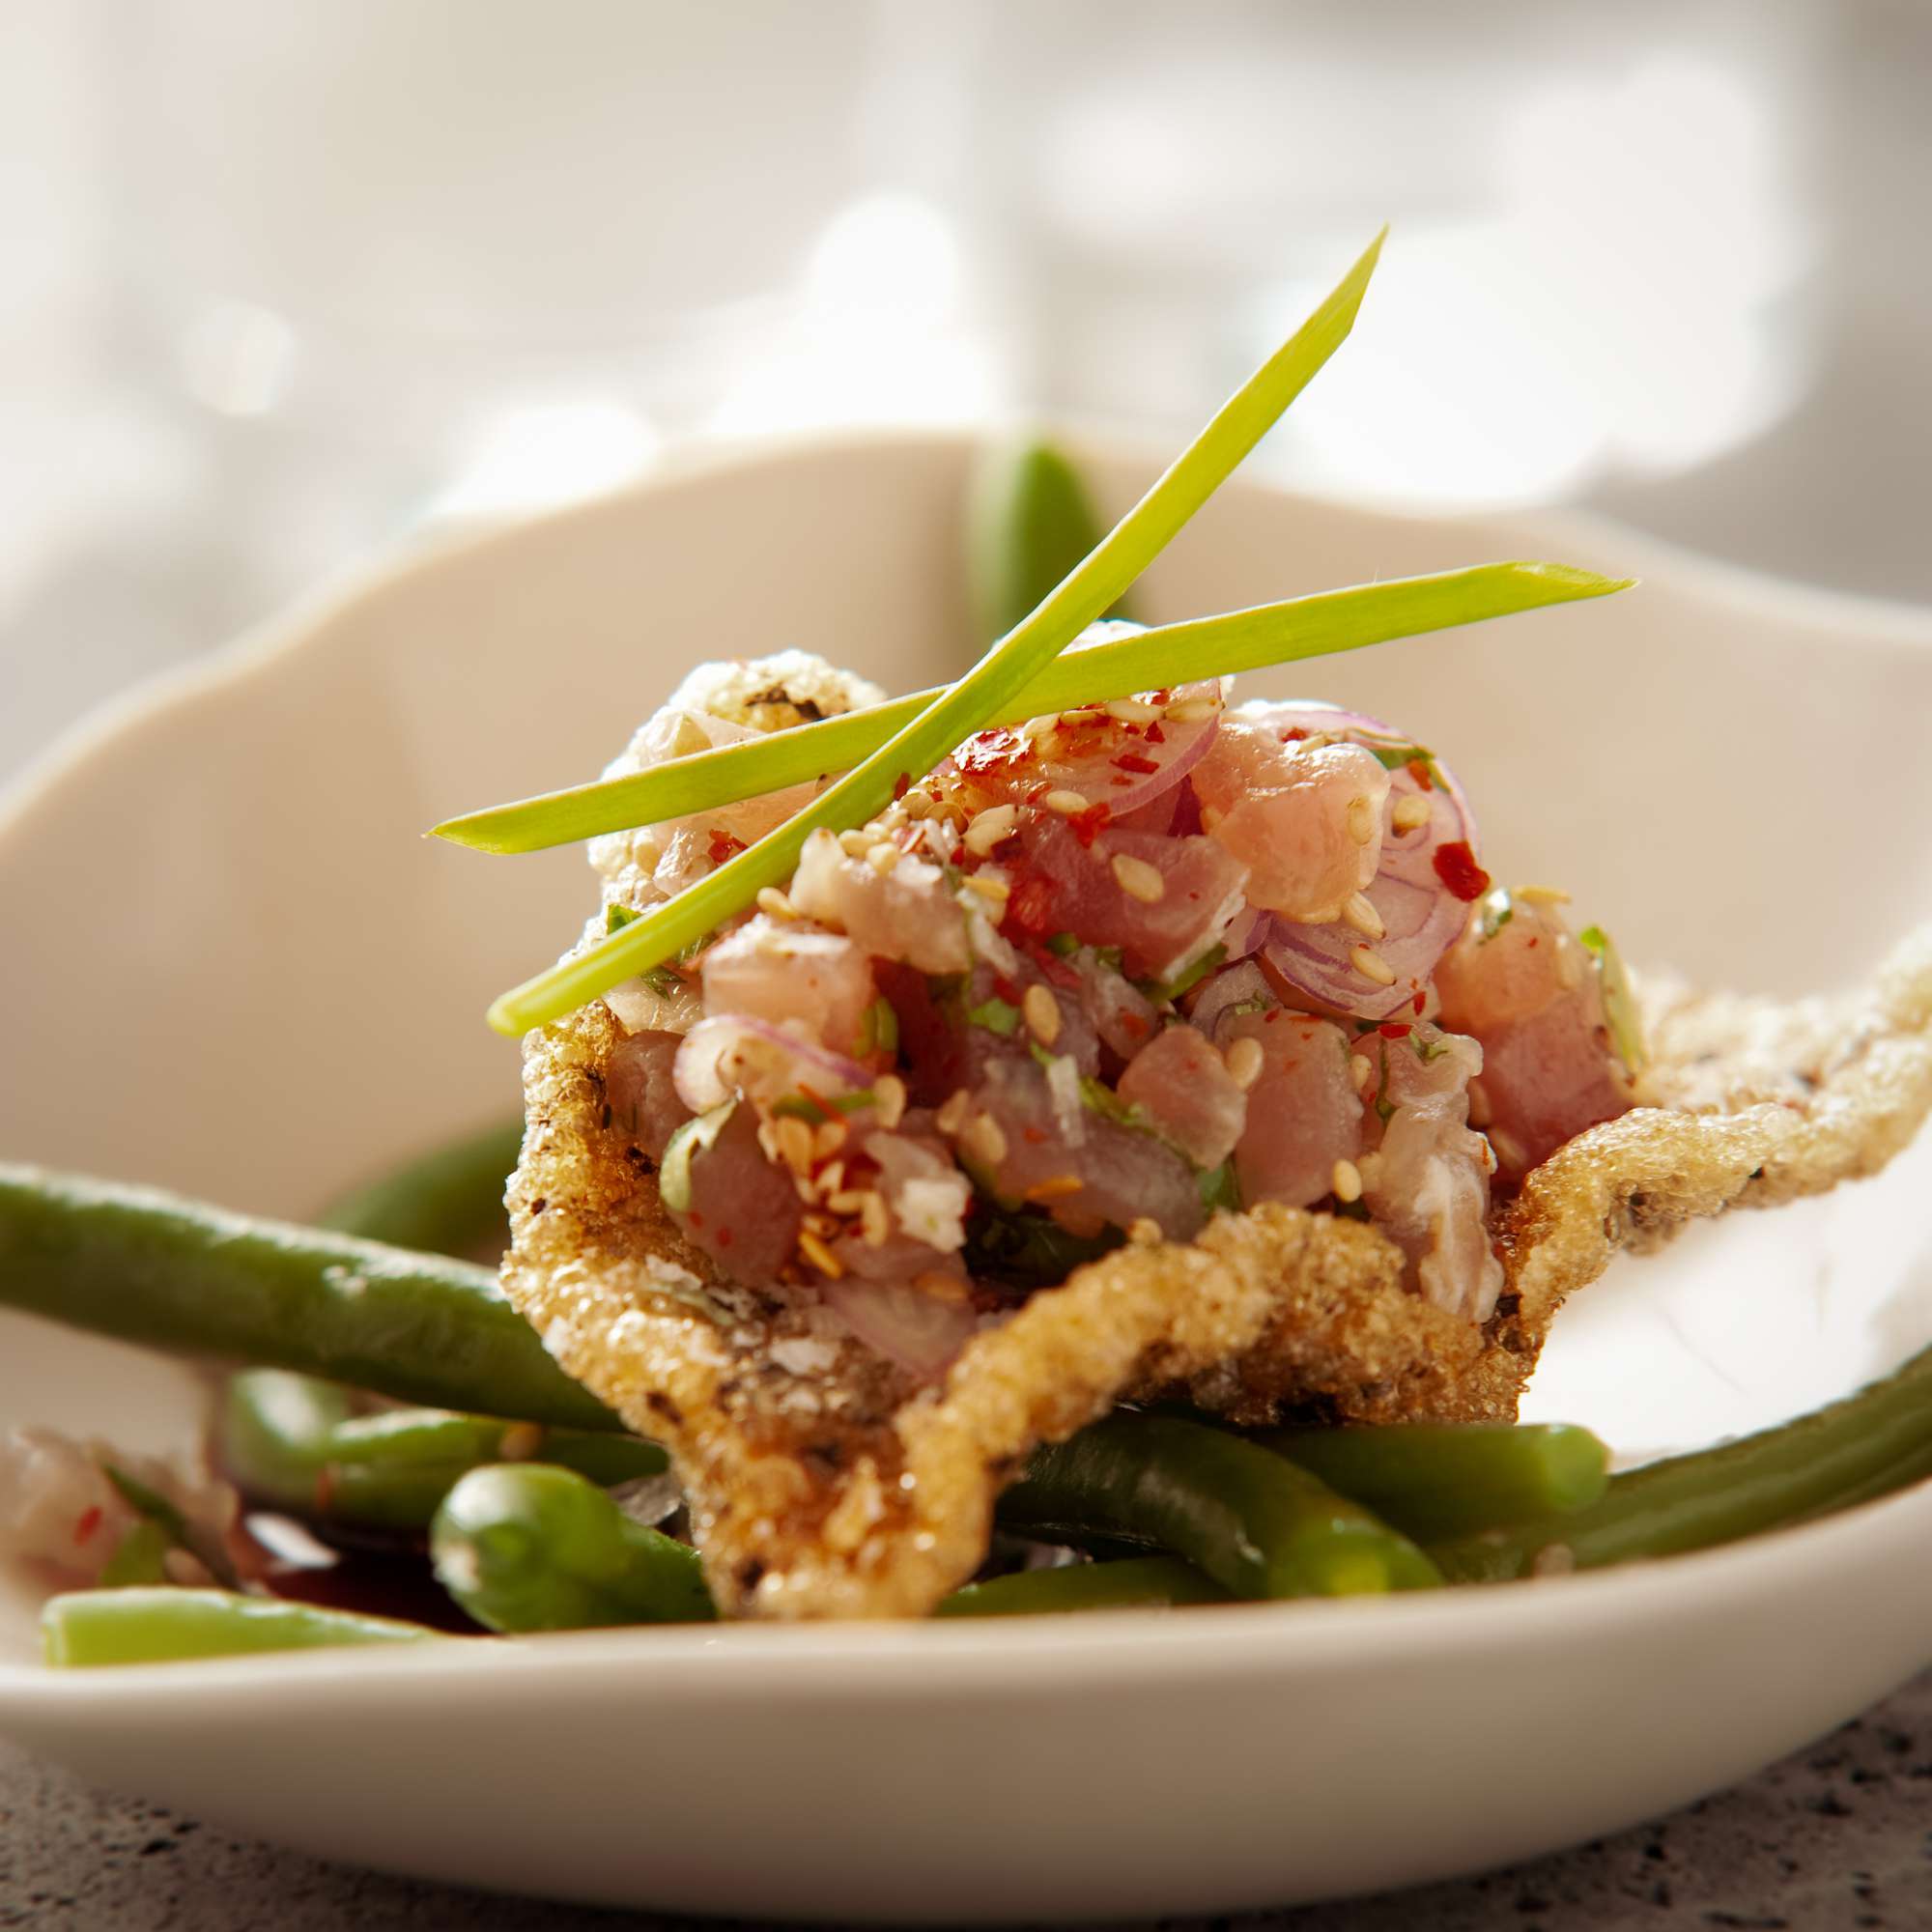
1,431,1928,1922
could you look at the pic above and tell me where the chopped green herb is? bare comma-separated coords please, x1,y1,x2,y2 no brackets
859,996,899,1055
1578,923,1648,1072
1199,1161,1241,1215
964,1204,1123,1289
659,1102,736,1212
1140,944,1227,1006
1045,931,1081,957
965,997,1021,1037
99,1520,175,1588
769,1090,875,1124
1374,1042,1396,1122
1411,1034,1449,1064
605,903,640,935
1477,887,1515,944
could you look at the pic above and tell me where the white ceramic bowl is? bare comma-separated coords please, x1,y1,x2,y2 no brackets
1,433,1929,1922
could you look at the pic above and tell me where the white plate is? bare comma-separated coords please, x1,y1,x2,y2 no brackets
1,432,1928,1923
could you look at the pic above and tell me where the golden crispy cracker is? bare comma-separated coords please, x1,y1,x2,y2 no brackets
503,924,1932,1617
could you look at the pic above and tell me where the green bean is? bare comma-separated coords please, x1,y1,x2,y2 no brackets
966,439,1129,647
1429,1342,1932,1582
315,1120,524,1262
430,1463,715,1632
999,1412,1440,1598
219,1370,668,1532
41,1588,441,1667
935,1555,1226,1617
96,1520,175,1589
1253,1422,1610,1543
0,1163,616,1432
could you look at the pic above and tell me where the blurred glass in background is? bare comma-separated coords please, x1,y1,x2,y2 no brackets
1,0,1927,778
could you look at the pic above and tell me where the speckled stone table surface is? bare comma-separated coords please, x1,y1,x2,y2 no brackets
2,1672,1926,1932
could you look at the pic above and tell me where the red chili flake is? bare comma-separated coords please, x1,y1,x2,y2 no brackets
72,1505,103,1547
1411,990,1427,1015
1150,688,1173,704
1122,1013,1150,1040
1112,752,1159,775
1406,757,1435,791
958,729,1034,777
1001,873,1058,940
1283,726,1310,741
1067,801,1112,847
1022,1126,1048,1145
1377,1022,1412,1039
892,770,910,801
687,1209,705,1229
993,976,1021,1006
1034,948,1082,989
717,1226,735,1248
706,829,747,866
1110,775,1131,788
1432,839,1491,901
1145,723,1166,745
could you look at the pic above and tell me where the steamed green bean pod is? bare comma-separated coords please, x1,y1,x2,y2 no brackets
998,1412,1440,1598
0,1163,616,1432
315,1119,523,1261
966,438,1128,647
219,1371,667,1532
431,1463,714,1632
1429,1342,1932,1582
937,1555,1226,1617
1255,1421,1610,1543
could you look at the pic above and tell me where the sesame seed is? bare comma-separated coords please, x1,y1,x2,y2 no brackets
826,1188,868,1214
838,828,873,858
963,803,1018,856
812,1118,848,1161
1042,787,1090,815
1022,1174,1085,1203
859,1192,891,1247
1515,884,1573,906
1200,805,1224,833
872,1073,907,1129
1350,1053,1374,1092
935,1089,971,1134
1023,983,1062,1046
1104,696,1162,723
498,1422,545,1461
1127,1216,1163,1244
1165,696,1220,724
1556,941,1583,990
903,790,935,820
1342,892,1385,940
1350,944,1397,985
1465,1077,1492,1127
1224,1037,1264,1090
755,888,797,921
775,1116,815,1172
1347,794,1378,846
1331,1157,1363,1204
1111,852,1166,902
1391,795,1432,834
963,872,1009,904
960,1111,1009,1167
1355,1151,1384,1187
816,1159,846,1198
867,841,900,875
797,1230,844,1278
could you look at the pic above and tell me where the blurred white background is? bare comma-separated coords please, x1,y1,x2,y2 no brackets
2,0,1927,779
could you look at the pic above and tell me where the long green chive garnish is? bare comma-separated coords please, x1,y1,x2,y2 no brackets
484,230,1386,1036
438,561,1629,858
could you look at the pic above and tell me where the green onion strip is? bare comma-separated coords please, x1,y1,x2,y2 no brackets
439,561,1628,859
485,230,1388,1036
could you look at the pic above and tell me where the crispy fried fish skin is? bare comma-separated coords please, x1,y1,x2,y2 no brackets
503,1000,1412,1618
502,923,1932,1617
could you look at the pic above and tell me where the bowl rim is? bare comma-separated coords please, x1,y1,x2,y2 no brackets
2,423,1928,1701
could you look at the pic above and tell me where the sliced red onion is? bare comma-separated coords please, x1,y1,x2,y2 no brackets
950,676,1223,823
1254,706,1481,1022
1220,904,1269,964
820,1277,977,1380
673,1014,871,1112
1184,959,1273,1038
